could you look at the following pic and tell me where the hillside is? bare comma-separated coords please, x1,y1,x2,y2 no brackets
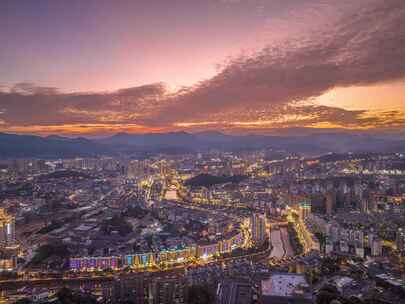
185,174,247,188
0,131,405,158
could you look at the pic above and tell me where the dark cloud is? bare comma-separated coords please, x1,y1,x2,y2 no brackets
0,82,167,126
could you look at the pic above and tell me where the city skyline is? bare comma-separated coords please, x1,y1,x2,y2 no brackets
1,0,405,136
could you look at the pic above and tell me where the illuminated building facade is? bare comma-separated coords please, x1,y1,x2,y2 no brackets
69,232,245,271
0,252,17,272
69,256,119,271
251,213,267,245
397,228,405,255
124,252,156,268
298,201,311,220
157,247,196,265
0,208,15,246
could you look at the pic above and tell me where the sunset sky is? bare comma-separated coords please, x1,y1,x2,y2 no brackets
1,0,405,136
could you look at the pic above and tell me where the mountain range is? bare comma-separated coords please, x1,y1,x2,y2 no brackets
0,131,404,158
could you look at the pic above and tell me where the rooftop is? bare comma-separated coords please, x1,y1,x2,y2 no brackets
262,273,311,298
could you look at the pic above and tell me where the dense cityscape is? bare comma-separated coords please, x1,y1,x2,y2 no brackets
1,0,405,303
0,149,405,303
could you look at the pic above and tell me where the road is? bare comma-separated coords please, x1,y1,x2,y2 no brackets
280,227,294,257
269,227,294,259
0,244,271,291
269,229,285,259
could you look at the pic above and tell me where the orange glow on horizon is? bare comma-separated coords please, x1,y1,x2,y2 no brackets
0,124,164,137
1,107,405,136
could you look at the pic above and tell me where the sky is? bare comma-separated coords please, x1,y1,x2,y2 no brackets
0,0,405,136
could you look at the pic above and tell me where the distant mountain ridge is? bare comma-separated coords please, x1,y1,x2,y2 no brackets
0,132,112,158
99,131,405,154
0,131,404,158
185,174,247,188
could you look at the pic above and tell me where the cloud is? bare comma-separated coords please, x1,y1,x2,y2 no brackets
1,0,405,135
143,0,405,127
1,123,162,137
0,82,168,126
175,105,405,132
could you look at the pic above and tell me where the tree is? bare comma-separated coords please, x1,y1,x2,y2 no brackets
57,287,97,304
30,242,69,266
321,257,341,276
187,285,215,304
316,284,341,304
101,216,133,236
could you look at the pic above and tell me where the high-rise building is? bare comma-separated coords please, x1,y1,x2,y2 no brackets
113,277,149,304
360,199,369,213
396,228,405,255
298,201,311,220
325,238,334,255
371,238,382,257
352,230,364,244
355,241,364,258
159,160,169,177
354,181,363,200
325,192,335,215
151,277,188,304
368,198,378,213
9,159,29,175
367,232,375,249
0,209,15,246
251,213,267,245
113,276,187,304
